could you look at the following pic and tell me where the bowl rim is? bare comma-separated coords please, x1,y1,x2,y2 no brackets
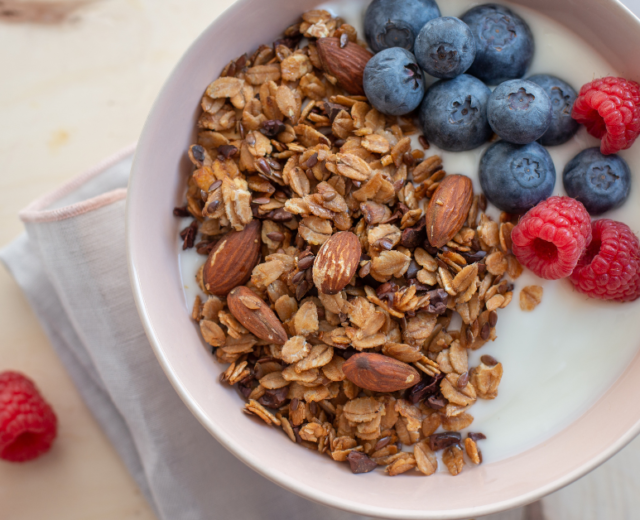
127,0,640,517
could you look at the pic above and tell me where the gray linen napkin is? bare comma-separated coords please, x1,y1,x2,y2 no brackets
0,148,532,520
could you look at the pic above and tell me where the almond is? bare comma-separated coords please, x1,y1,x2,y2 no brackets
316,38,373,96
203,220,261,296
426,175,473,248
227,286,288,345
343,353,420,393
312,231,361,295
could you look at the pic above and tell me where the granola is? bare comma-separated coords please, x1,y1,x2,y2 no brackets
176,9,526,477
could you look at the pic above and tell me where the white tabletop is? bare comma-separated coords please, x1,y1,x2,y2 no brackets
1,1,639,519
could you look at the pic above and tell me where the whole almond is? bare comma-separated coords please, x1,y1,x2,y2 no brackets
343,353,420,392
316,38,373,96
312,231,361,295
203,220,261,296
426,175,473,248
227,286,288,345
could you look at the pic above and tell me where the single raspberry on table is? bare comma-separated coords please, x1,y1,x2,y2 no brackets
570,219,640,302
572,76,640,155
0,371,57,463
511,196,592,280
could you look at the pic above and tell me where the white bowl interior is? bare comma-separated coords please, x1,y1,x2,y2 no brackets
128,0,640,518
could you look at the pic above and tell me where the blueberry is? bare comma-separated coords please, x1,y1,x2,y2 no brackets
461,4,534,85
419,74,492,151
363,48,425,116
364,0,441,53
479,140,556,213
414,17,476,79
487,80,552,144
563,147,631,215
527,74,580,146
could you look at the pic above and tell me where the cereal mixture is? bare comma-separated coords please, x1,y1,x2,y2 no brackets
176,9,537,476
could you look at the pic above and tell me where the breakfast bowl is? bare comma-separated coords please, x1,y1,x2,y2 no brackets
127,0,640,517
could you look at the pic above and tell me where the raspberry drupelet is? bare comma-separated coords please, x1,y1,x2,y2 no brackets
572,76,640,155
511,196,592,280
0,371,57,462
570,219,640,302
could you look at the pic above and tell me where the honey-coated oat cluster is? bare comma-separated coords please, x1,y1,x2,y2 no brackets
177,9,535,477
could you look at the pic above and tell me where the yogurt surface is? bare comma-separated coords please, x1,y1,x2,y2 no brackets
179,0,640,463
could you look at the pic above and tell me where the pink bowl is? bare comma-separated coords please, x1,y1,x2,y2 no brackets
127,0,640,517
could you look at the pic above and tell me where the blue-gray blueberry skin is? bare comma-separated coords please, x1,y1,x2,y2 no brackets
479,140,556,214
363,48,425,116
563,147,631,215
419,74,492,151
527,74,580,146
414,17,476,79
487,79,552,144
461,3,534,85
364,0,441,53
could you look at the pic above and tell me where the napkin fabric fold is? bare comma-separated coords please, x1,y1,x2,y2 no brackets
0,147,533,520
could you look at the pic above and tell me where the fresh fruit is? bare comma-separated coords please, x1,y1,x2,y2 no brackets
426,174,474,248
343,353,420,392
570,219,640,301
527,74,580,146
419,74,492,151
511,196,592,280
364,0,441,53
315,37,373,96
571,76,640,155
312,231,361,295
227,286,288,344
461,4,534,85
479,140,556,214
362,48,425,116
487,79,552,144
202,220,262,296
0,371,57,463
414,16,476,79
563,147,631,215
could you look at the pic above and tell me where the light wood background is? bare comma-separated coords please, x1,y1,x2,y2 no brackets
1,1,640,519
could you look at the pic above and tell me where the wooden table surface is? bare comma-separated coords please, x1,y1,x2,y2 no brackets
1,1,640,519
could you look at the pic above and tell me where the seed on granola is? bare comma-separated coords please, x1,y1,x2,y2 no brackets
456,372,469,388
347,451,378,474
428,432,462,451
266,231,284,242
467,432,487,442
480,355,498,367
218,144,238,159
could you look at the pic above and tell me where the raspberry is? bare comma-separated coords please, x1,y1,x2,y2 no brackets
570,219,640,302
511,196,592,280
0,371,57,463
572,77,640,155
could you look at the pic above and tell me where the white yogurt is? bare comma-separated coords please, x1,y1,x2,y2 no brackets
179,0,640,463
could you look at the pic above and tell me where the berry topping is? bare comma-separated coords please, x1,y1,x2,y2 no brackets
364,0,440,53
0,371,57,462
571,76,640,155
419,74,492,151
487,79,552,144
527,74,580,146
479,140,556,214
363,48,425,116
570,219,640,301
461,4,534,85
511,196,592,280
563,147,631,215
414,17,476,79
